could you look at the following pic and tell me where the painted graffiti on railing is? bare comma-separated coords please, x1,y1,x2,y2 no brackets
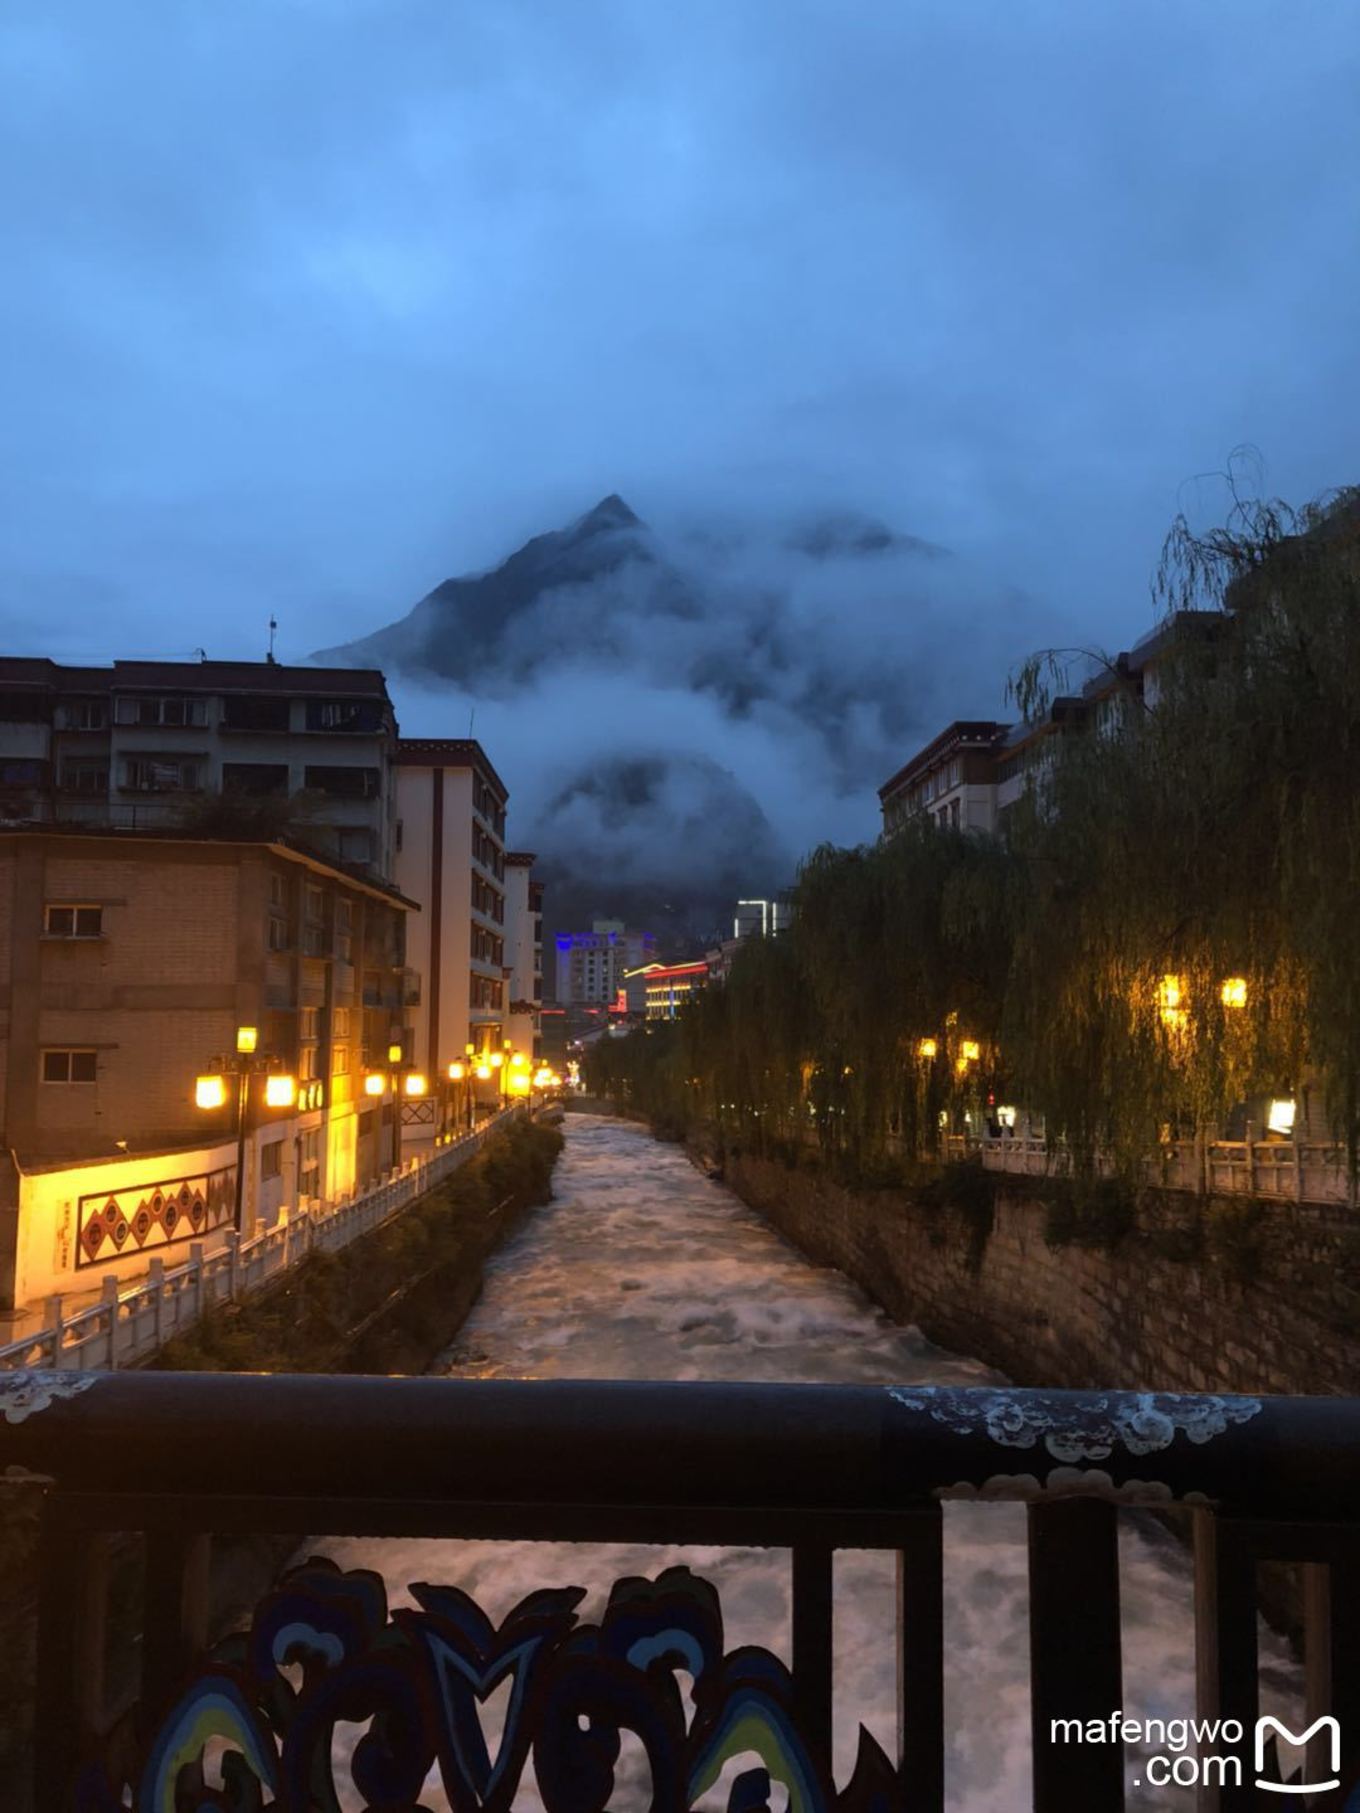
0,1109,521,1374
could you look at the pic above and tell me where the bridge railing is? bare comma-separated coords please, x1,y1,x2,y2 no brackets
0,1108,522,1373
965,1132,1354,1205
4,1373,1358,1810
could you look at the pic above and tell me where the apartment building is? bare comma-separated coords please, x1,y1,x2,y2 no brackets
504,853,543,1060
393,739,516,1108
878,721,1011,839
0,826,413,1312
644,960,709,1021
556,921,657,1006
0,657,399,879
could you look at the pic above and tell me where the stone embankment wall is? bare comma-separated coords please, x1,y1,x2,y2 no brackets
723,1149,1360,1395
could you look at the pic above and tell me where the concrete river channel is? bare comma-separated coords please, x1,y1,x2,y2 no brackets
324,1112,1300,1810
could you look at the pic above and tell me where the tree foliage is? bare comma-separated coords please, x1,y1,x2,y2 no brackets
588,479,1360,1172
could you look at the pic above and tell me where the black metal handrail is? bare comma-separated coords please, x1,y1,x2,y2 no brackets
4,1374,1359,1810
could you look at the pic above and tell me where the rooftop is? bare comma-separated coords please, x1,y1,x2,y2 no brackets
878,720,1011,801
0,656,393,699
393,738,508,801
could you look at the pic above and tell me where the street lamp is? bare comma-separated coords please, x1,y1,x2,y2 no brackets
195,1026,297,1232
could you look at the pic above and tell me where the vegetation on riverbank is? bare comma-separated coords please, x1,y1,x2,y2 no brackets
587,483,1360,1173
151,1115,563,1372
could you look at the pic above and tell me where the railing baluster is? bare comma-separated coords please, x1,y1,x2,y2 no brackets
791,1540,834,1778
1193,1510,1258,1812
1028,1497,1124,1810
896,1505,944,1810
141,1528,212,1713
1303,1553,1360,1793
35,1504,110,1808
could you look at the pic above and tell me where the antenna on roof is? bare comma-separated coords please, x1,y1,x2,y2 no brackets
468,708,475,738
194,648,207,661
267,616,279,665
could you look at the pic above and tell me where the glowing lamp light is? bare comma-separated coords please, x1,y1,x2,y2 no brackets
475,1063,492,1081
404,1072,428,1098
917,1038,938,1060
960,1039,981,1062
465,1042,476,1058
364,1072,386,1097
954,1056,970,1078
195,1074,227,1110
387,1042,403,1065
490,1051,504,1069
1221,976,1248,1009
264,1073,297,1109
448,1061,465,1081
511,1051,527,1069
1267,1097,1296,1136
235,1026,258,1055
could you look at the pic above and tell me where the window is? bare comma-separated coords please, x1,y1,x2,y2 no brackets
332,1007,352,1039
113,696,207,727
395,819,403,853
223,762,289,795
267,916,290,952
0,690,52,724
300,1045,320,1081
42,1049,97,1083
303,764,380,799
359,1109,376,1139
222,696,291,733
338,828,373,864
59,760,108,794
305,699,383,734
60,698,107,730
0,758,47,787
260,1140,284,1180
304,884,325,921
331,1044,350,1076
335,900,353,960
45,904,103,938
121,757,202,793
951,798,961,829
299,1006,320,1040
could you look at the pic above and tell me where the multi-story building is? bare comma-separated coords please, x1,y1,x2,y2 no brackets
504,854,543,1061
644,960,709,1021
556,922,657,1006
393,741,515,1133
878,721,1012,839
0,825,413,1314
0,657,399,879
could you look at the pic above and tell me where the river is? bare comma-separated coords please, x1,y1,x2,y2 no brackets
323,1112,1299,1809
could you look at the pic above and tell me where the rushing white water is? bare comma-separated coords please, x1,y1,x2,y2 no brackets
322,1113,1300,1809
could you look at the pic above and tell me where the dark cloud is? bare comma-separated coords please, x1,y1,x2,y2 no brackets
2,0,1357,853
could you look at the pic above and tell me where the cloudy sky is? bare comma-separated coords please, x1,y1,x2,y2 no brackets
3,0,1358,861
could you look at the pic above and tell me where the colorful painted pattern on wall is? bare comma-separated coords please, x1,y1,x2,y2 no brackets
76,1165,236,1268
77,1558,903,1812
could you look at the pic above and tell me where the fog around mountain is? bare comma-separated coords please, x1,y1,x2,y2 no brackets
316,493,1078,947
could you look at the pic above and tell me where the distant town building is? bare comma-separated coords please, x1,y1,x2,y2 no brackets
0,657,399,879
0,825,412,1315
556,922,657,1005
645,960,709,1021
733,897,791,939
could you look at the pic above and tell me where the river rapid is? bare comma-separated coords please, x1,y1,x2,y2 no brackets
324,1113,1298,1809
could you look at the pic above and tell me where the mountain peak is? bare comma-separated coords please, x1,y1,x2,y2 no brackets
573,493,641,535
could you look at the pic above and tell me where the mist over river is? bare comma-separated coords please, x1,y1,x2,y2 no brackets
323,1114,1298,1809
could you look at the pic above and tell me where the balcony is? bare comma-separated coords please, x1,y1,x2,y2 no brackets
3,1376,1358,1809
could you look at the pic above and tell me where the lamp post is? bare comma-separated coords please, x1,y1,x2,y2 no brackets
195,1025,297,1232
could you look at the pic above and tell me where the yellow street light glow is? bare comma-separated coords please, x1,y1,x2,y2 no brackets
404,1072,428,1097
511,1051,528,1068
465,1042,476,1058
917,1037,938,1060
490,1051,504,1068
1157,975,1183,1009
235,1026,258,1055
448,1061,465,1081
1221,976,1248,1009
960,1039,980,1062
364,1072,386,1097
954,1056,970,1078
387,1042,403,1065
264,1073,297,1109
195,1074,227,1110
475,1063,492,1081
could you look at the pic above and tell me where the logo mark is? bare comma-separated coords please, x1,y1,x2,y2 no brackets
1255,1715,1340,1795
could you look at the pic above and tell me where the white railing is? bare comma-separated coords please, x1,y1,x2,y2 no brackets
968,1132,1353,1205
0,1109,522,1374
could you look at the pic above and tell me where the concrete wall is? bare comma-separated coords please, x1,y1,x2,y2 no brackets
725,1150,1360,1396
